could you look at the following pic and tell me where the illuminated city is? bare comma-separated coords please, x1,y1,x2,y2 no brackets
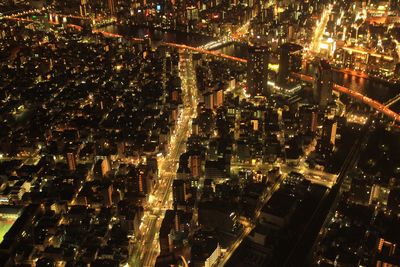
0,0,399,266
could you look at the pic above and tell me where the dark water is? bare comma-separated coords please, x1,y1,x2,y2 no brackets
100,25,400,105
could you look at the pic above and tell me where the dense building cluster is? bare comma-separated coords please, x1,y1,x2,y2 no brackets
0,0,399,267
0,20,186,266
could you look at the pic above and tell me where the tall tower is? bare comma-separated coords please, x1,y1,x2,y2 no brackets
247,45,270,97
313,59,333,108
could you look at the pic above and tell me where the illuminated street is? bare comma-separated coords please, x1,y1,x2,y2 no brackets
137,50,199,267
0,1,400,267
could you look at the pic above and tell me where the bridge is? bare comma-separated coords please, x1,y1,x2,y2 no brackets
198,17,250,50
384,94,400,108
163,42,247,63
2,8,109,25
3,14,400,123
291,73,400,123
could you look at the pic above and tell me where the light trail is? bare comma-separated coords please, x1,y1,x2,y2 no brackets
138,50,199,267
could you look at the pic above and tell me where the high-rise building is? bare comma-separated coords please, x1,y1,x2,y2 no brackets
247,45,270,97
213,88,224,108
277,43,303,86
66,152,77,171
108,0,116,15
172,179,188,204
203,91,213,109
189,154,202,178
101,183,113,206
322,119,337,145
260,7,274,23
313,59,333,108
187,6,199,21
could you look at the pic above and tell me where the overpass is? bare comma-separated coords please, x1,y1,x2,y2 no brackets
3,15,400,123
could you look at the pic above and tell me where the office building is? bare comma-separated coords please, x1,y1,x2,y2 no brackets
203,91,213,109
277,43,303,86
247,45,270,97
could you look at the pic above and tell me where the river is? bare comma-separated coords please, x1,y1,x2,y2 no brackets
218,43,400,108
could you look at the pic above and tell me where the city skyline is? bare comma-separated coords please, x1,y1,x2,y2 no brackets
0,0,399,267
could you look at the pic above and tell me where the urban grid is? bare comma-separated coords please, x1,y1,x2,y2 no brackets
0,0,399,266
